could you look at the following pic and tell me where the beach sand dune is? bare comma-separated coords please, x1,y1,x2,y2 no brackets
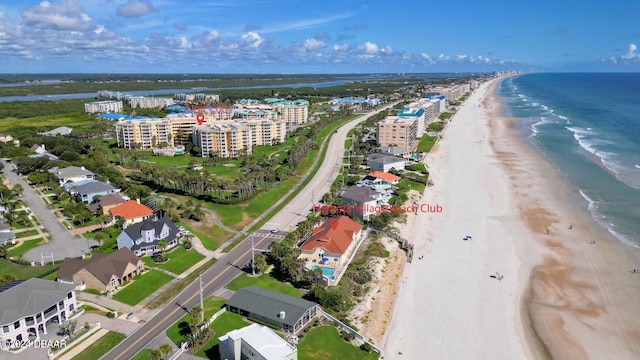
383,78,640,360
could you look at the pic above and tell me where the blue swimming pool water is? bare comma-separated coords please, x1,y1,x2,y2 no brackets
311,265,335,276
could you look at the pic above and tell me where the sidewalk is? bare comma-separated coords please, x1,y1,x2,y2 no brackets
56,328,108,360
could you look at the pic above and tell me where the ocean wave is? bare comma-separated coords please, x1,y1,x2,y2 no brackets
636,164,640,169
579,189,640,249
558,115,568,120
566,126,599,154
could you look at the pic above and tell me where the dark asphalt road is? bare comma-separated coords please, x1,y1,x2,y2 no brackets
101,233,274,360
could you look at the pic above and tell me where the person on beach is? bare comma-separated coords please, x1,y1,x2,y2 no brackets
569,224,573,230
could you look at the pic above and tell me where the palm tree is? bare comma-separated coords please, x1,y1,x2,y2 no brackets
97,214,111,229
159,343,172,360
11,184,23,198
158,239,168,262
149,349,162,360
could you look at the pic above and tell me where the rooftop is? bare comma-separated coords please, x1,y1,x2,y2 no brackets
110,200,154,220
300,216,363,255
341,186,382,204
0,279,75,325
226,286,318,327
220,323,297,360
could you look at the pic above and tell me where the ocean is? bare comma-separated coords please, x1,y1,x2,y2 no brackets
500,73,640,248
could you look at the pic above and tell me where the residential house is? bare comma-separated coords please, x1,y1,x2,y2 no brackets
0,232,16,246
225,286,319,334
30,144,46,155
357,171,401,193
87,193,128,216
340,186,386,220
367,153,406,172
67,181,120,204
0,279,77,345
48,166,96,186
109,200,154,226
219,323,297,360
298,216,364,267
57,248,143,293
116,217,180,256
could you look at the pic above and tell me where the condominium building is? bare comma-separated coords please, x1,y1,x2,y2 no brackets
174,93,220,102
85,100,123,114
115,118,173,149
128,96,174,109
278,102,309,125
192,122,252,158
245,119,286,146
377,116,418,151
234,99,309,125
397,107,425,137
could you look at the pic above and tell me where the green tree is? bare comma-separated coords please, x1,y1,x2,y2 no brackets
149,349,162,360
159,343,172,360
58,319,77,336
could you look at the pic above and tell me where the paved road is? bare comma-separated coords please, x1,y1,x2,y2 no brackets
1,160,92,261
101,104,398,360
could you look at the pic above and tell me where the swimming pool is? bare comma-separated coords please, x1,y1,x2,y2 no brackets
311,265,335,276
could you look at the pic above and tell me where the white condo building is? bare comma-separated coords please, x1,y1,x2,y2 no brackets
85,100,123,114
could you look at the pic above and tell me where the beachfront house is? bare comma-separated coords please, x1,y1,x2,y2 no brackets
225,286,319,334
57,248,143,292
357,171,401,193
298,216,363,270
0,279,77,346
340,185,386,220
367,153,406,172
116,217,180,256
218,323,298,360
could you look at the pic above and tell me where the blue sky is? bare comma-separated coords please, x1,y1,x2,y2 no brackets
0,0,638,73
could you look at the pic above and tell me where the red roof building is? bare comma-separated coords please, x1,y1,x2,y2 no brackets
299,216,363,268
109,199,154,226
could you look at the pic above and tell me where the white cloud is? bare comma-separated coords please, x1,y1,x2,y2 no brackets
241,31,263,48
333,44,348,52
456,54,467,61
94,24,106,34
610,56,617,64
117,0,156,19
381,45,393,54
22,0,95,31
205,30,219,42
621,43,637,60
303,38,325,51
178,36,191,50
359,41,378,54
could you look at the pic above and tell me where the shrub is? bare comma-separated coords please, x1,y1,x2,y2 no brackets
106,312,115,318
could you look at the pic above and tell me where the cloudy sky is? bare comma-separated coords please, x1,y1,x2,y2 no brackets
0,0,638,73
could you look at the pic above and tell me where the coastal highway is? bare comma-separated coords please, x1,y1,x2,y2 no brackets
101,103,398,360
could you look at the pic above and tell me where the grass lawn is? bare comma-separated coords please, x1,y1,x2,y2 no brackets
145,258,217,309
225,273,301,297
176,219,233,251
194,312,250,359
166,297,227,345
80,304,107,316
42,271,57,280
416,135,438,153
396,179,426,196
113,270,174,306
70,331,126,360
0,261,59,281
297,326,379,360
15,229,40,238
142,246,204,275
7,238,45,257
131,349,153,360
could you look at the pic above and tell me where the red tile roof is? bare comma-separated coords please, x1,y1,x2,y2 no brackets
367,171,401,182
300,216,362,255
109,200,153,220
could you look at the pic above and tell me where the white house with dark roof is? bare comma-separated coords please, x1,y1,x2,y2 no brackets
48,166,96,186
38,126,73,136
219,323,297,360
116,217,180,256
367,153,406,172
0,279,77,347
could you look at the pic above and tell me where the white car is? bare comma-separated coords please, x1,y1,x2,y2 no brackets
271,228,279,233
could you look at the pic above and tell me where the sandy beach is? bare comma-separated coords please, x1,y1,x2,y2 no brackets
382,78,640,359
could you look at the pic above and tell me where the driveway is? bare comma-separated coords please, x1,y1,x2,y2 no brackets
1,160,93,261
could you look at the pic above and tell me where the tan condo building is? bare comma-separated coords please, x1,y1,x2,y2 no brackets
193,123,252,158
376,116,418,151
115,118,173,149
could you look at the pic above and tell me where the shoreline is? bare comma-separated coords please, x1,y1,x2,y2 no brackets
489,78,640,359
382,76,640,359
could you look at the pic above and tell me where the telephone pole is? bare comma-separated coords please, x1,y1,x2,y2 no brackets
199,272,204,324
251,233,255,276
